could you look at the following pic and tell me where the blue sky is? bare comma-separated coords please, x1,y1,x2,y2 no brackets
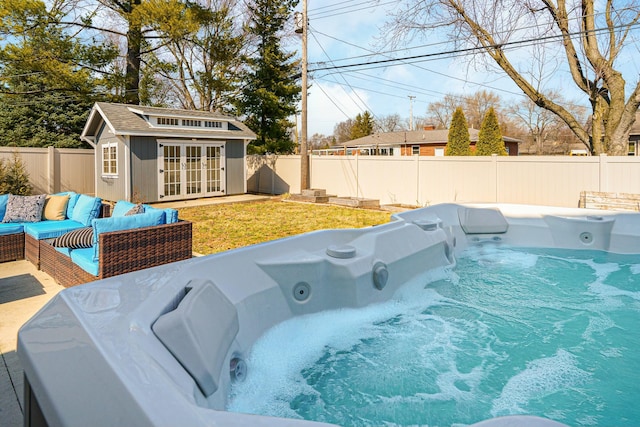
295,0,528,136
294,0,640,137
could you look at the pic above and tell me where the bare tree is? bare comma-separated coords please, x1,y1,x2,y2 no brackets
426,94,458,128
377,113,403,132
333,118,354,143
509,92,587,154
386,0,640,155
309,133,334,149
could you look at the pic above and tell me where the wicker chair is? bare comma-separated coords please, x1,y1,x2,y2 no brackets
24,203,111,269
39,220,193,287
0,232,25,263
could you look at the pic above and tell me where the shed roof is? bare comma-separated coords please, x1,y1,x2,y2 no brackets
337,128,521,148
82,102,256,144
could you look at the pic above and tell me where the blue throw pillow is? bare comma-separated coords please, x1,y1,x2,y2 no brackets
71,194,102,226
0,194,8,222
143,205,178,224
91,210,165,262
112,200,138,217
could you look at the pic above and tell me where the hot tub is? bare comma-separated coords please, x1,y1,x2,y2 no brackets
18,203,640,427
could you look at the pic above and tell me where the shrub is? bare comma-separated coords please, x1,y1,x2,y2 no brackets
446,107,472,155
475,107,507,156
0,152,32,195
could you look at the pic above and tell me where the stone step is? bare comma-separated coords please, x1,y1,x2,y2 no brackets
328,197,380,209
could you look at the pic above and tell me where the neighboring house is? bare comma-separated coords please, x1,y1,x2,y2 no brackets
314,126,520,156
628,111,640,156
81,102,256,203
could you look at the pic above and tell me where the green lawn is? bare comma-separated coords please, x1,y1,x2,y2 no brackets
177,200,392,255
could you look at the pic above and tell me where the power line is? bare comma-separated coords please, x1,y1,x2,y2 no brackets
309,22,640,73
309,27,526,98
310,30,378,119
309,0,401,20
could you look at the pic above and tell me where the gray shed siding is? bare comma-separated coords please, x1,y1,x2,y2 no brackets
130,136,159,202
95,133,127,202
226,140,246,195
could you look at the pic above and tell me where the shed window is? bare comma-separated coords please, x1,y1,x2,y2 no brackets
204,121,223,128
102,142,118,176
412,145,420,155
182,119,202,127
158,117,179,126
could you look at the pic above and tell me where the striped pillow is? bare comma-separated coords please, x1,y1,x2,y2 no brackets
53,227,94,249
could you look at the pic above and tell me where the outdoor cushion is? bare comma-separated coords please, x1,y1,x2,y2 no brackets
0,222,24,236
2,194,46,223
54,246,72,257
91,210,166,262
0,194,8,222
71,194,102,226
42,194,70,221
53,227,93,249
70,248,99,276
143,205,178,224
23,219,85,239
112,200,138,217
55,192,80,219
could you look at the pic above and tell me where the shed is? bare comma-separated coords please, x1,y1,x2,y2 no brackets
81,102,256,203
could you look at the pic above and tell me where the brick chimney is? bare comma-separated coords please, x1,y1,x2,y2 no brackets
423,124,436,131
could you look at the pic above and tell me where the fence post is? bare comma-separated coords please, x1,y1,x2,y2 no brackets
47,146,55,194
492,154,498,202
599,154,608,192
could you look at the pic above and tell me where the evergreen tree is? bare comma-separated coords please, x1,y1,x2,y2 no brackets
0,0,118,147
446,107,471,155
350,111,375,139
240,0,300,154
476,107,507,155
0,152,32,195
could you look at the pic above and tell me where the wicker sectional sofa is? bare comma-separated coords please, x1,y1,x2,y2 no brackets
1,195,192,287
1,192,108,265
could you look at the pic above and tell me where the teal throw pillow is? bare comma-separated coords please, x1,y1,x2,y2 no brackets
71,194,102,226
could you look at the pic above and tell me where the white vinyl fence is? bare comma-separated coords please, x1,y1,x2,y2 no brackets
0,147,95,195
4,148,639,208
247,154,640,208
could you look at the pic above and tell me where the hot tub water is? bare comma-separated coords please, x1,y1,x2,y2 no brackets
227,245,640,427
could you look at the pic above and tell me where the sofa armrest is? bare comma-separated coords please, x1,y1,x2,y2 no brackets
98,220,192,278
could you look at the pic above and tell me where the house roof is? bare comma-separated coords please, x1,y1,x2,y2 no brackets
337,128,521,148
81,102,256,144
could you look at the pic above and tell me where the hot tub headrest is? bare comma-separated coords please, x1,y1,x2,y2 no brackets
152,279,239,397
458,207,509,234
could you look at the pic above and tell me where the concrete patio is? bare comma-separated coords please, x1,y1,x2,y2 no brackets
0,260,63,427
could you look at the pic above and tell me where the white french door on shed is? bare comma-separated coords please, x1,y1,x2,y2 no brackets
158,142,225,200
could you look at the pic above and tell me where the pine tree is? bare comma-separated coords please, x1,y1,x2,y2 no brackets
475,107,507,155
350,112,375,139
0,0,118,147
0,152,32,195
240,0,301,154
446,107,472,155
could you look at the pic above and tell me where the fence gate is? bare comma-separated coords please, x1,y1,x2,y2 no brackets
158,142,225,200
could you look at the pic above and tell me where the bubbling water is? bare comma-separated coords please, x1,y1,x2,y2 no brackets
227,246,640,427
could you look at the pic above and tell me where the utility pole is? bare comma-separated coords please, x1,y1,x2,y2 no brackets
408,95,415,131
296,0,310,190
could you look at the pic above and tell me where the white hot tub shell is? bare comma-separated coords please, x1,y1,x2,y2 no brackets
17,203,640,427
